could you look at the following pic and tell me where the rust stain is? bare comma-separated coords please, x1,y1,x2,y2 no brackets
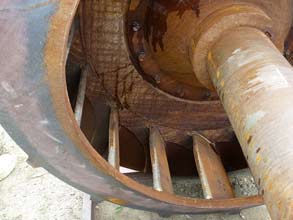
108,197,128,206
247,135,252,144
220,80,225,87
267,181,273,191
256,155,261,164
244,133,253,147
42,0,265,214
146,0,200,51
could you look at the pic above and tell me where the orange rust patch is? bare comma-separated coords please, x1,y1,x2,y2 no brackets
256,155,261,164
107,197,128,206
220,80,225,87
129,0,140,10
267,181,273,191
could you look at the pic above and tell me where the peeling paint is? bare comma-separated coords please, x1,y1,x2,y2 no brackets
244,65,289,94
256,155,261,164
225,50,264,69
244,111,266,131
232,48,242,55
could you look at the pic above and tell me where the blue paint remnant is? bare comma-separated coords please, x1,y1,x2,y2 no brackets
0,0,55,11
244,111,266,131
24,0,57,82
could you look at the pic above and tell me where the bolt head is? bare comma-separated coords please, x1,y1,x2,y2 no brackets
154,75,161,84
138,52,145,62
132,21,141,32
176,87,185,97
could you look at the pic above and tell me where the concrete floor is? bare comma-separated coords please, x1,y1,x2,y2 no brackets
0,125,271,220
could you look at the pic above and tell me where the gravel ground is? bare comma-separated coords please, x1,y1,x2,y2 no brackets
0,125,271,220
0,125,82,220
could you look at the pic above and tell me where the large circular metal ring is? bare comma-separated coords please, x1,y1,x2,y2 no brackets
0,0,263,215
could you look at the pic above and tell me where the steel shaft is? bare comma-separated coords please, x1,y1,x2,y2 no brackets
206,27,293,220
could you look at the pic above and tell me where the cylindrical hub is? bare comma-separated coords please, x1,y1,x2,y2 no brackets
206,27,293,220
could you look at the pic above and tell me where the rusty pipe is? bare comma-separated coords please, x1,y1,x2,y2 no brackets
204,27,293,220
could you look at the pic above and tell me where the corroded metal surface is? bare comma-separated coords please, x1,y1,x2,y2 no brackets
193,135,234,199
0,0,263,215
82,0,230,133
3,0,293,218
80,0,233,173
149,127,173,193
190,4,273,89
131,0,291,91
108,109,120,170
127,0,217,101
207,27,293,220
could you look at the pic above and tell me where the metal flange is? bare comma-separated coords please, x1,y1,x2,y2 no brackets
190,4,273,89
127,0,217,101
